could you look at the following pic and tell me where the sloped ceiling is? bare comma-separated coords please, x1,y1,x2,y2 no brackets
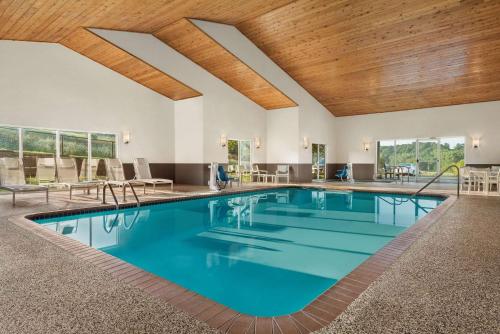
2,0,500,116
155,18,296,109
61,28,200,100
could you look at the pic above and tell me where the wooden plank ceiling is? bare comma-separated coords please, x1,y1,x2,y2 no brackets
155,19,296,109
0,0,293,42
238,0,500,116
61,28,200,100
2,0,500,115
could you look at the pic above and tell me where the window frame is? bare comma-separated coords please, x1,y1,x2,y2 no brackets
0,123,118,181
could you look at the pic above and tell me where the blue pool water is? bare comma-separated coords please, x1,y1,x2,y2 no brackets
35,188,443,316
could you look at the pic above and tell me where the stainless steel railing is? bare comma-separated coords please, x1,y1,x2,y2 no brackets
413,165,460,197
102,182,141,209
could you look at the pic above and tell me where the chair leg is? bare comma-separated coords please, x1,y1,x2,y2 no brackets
46,189,49,204
153,183,156,193
96,186,99,199
123,185,127,202
12,192,16,207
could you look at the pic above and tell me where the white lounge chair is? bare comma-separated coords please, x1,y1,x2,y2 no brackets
56,158,100,199
276,164,290,183
36,157,56,184
133,158,173,192
0,157,48,206
81,158,100,181
104,158,145,199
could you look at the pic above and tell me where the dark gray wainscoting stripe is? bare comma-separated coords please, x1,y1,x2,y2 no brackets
327,163,375,181
466,163,500,168
123,163,175,181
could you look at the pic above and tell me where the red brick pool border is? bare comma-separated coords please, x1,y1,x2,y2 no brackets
10,189,457,334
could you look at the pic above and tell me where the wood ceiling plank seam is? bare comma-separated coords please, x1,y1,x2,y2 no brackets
13,0,62,41
44,0,95,42
0,0,16,19
0,0,34,36
0,0,29,33
26,0,73,41
155,18,296,109
2,0,43,38
134,1,192,32
89,1,143,32
30,0,74,41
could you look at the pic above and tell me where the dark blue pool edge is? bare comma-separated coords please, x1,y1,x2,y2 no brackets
11,187,456,334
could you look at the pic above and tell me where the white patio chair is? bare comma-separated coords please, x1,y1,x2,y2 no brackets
460,166,473,193
0,157,48,206
470,167,488,193
488,166,500,193
104,158,145,199
252,164,267,183
56,158,100,199
275,165,290,184
133,158,173,192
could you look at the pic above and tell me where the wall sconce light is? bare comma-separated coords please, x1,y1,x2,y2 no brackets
122,130,130,144
255,136,261,149
472,138,480,149
363,142,370,151
220,134,227,147
303,136,309,149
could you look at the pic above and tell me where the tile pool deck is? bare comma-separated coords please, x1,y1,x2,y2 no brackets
1,183,498,333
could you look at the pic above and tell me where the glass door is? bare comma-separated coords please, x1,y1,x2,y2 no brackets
417,138,439,178
439,137,465,179
312,143,326,181
395,139,417,179
227,139,252,182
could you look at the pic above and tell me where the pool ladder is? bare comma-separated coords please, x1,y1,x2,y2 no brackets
412,165,460,197
102,182,141,209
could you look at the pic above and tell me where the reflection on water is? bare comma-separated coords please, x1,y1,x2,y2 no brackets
37,188,442,316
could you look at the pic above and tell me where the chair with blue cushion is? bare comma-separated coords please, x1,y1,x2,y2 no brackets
216,165,239,190
335,165,348,181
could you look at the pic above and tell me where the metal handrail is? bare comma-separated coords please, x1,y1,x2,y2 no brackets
102,183,119,209
413,165,460,197
127,182,141,208
102,182,141,209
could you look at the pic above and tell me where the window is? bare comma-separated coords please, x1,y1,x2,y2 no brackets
91,133,116,159
377,140,396,175
91,133,116,180
0,126,19,158
60,131,89,180
377,136,465,180
440,137,465,176
22,128,56,183
0,124,116,183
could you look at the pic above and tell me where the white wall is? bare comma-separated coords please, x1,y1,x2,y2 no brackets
192,20,336,164
174,96,204,163
92,29,268,164
335,101,500,165
0,40,175,163
266,107,300,163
